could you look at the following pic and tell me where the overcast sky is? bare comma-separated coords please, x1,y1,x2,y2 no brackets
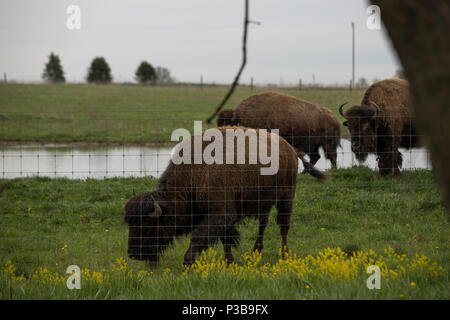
0,0,401,85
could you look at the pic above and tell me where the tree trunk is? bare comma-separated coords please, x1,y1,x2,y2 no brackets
371,0,450,214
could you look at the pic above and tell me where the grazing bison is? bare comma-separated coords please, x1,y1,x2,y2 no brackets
123,127,298,266
217,91,340,179
339,78,417,176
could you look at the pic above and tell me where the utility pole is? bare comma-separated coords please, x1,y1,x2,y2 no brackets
3,72,6,83
250,77,253,90
351,22,355,90
200,75,203,90
299,78,302,91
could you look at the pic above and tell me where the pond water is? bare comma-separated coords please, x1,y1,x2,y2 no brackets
0,139,431,179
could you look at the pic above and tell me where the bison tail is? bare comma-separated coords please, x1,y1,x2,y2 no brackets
298,153,327,181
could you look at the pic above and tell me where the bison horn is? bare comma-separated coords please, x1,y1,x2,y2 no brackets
369,101,380,117
149,195,162,217
339,101,349,118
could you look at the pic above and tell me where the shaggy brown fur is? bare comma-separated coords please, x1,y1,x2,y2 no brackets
341,78,417,176
217,92,340,178
123,127,298,266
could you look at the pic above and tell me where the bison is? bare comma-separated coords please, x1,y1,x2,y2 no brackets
339,78,418,176
123,126,299,266
217,91,340,180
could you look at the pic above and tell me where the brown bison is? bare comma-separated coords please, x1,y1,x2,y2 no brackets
123,126,298,266
217,91,340,180
339,78,418,176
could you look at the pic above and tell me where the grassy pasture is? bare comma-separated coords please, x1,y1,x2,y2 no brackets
0,168,448,299
0,84,448,299
0,83,362,143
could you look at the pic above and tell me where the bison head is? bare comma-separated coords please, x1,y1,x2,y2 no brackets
339,101,380,162
123,191,170,263
217,109,241,127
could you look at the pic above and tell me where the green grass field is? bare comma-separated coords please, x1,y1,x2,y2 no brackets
0,168,448,299
0,83,361,143
0,84,448,300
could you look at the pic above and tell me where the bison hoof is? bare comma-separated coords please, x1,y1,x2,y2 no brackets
281,246,289,259
183,254,196,267
379,168,401,178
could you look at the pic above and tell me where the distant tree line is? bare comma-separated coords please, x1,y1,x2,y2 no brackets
42,52,175,84
41,52,403,87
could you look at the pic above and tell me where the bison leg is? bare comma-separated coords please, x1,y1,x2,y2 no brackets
323,145,338,169
183,205,239,266
252,214,269,253
308,145,321,167
220,226,240,264
183,236,209,267
377,135,402,177
276,197,293,258
323,136,339,169
378,150,402,177
183,219,218,266
329,154,337,169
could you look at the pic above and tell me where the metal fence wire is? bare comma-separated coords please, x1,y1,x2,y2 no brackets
0,111,435,272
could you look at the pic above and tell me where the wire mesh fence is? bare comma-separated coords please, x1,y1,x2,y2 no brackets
0,112,437,272
0,139,431,180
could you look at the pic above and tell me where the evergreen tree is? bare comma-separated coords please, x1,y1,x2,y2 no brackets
135,61,157,84
42,52,65,83
87,57,112,83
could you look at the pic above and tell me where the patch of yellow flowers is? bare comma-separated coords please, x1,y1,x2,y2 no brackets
1,260,25,282
1,257,154,285
182,247,445,281
1,247,445,286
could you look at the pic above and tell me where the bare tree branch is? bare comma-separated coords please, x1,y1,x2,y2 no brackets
206,0,249,124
